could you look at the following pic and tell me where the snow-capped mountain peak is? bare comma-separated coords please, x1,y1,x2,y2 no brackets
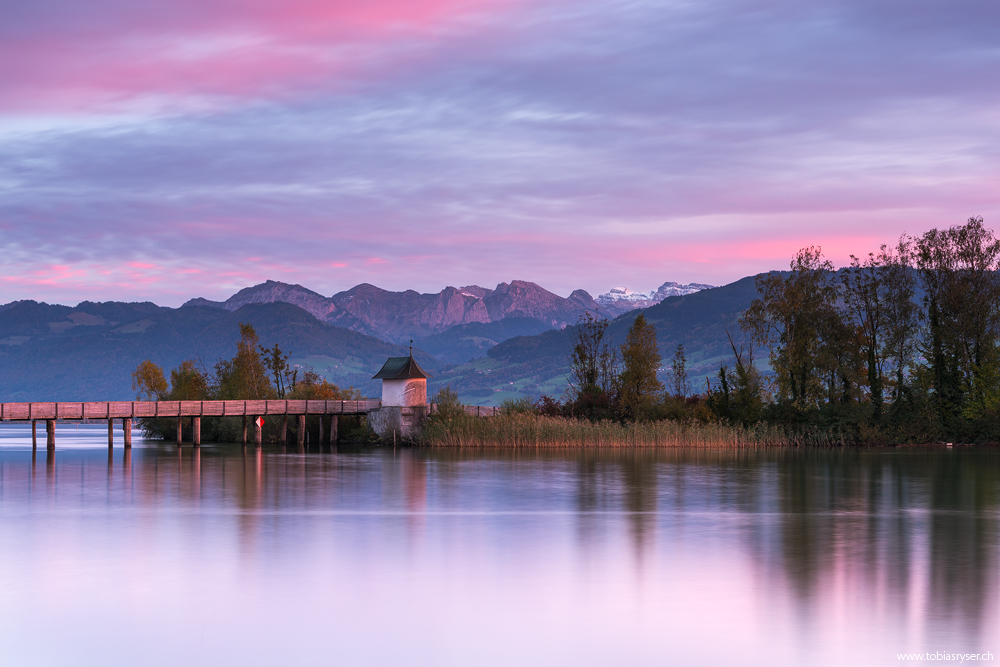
603,287,648,302
596,281,715,315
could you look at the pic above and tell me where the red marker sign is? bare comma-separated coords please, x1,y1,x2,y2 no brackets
255,417,264,428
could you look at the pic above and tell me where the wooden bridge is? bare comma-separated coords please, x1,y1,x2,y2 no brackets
2,400,500,448
2,399,381,448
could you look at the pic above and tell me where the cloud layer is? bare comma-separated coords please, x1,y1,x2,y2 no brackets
2,0,999,305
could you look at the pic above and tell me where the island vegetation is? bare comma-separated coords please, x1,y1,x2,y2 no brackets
126,216,1000,448
131,323,367,443
422,216,1000,447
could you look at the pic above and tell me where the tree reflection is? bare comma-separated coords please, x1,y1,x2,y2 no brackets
7,442,998,643
926,451,1000,636
620,451,658,562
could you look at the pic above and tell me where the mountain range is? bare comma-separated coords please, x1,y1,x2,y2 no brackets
429,276,760,402
185,279,603,344
0,278,731,403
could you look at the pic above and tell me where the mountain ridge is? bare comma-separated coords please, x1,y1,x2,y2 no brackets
0,275,739,403
428,277,762,403
183,279,603,344
181,277,708,344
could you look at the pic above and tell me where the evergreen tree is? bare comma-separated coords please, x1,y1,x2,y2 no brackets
618,313,663,419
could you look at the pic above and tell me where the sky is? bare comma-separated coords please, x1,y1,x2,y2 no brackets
1,0,999,306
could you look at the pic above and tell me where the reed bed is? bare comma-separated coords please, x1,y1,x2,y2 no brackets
420,413,849,448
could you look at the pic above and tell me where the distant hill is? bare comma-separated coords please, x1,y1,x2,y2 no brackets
414,317,552,365
428,276,763,404
0,300,430,401
0,275,759,403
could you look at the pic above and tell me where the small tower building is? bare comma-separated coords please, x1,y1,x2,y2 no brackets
372,354,429,407
369,349,431,440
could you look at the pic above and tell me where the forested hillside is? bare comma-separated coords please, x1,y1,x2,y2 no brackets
0,301,431,401
429,277,764,403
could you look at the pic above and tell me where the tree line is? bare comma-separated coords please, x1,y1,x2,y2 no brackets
530,216,1000,444
506,310,701,423
719,215,1000,442
131,323,363,443
133,216,1000,445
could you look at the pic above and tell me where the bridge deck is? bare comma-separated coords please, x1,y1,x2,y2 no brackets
0,399,381,421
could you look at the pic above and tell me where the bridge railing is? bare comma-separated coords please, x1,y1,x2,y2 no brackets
0,400,509,421
0,399,382,421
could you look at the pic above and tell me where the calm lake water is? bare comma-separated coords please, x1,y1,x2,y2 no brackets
1,424,997,666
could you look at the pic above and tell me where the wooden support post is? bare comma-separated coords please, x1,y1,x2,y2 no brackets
281,415,288,444
193,417,201,446
31,420,37,449
297,414,306,446
254,417,262,446
329,415,338,444
242,415,248,445
176,416,183,446
123,418,132,448
46,419,55,449
108,419,114,447
318,415,324,444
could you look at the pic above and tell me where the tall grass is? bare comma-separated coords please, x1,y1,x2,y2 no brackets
420,413,850,448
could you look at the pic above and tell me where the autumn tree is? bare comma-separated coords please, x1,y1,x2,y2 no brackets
815,301,859,405
742,247,837,408
169,360,209,401
132,360,167,401
838,240,919,420
214,323,274,400
841,252,890,417
617,313,663,419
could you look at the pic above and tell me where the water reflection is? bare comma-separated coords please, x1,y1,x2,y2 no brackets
0,434,997,666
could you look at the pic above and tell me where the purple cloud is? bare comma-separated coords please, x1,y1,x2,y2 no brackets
1,0,998,305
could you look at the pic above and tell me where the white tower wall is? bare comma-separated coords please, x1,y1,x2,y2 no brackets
381,378,427,407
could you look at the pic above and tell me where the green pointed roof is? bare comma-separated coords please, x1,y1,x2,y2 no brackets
372,356,431,380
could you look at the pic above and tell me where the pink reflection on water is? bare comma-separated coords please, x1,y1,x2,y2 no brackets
0,435,995,665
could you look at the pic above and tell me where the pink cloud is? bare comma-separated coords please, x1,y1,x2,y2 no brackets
2,0,999,307
0,0,520,113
